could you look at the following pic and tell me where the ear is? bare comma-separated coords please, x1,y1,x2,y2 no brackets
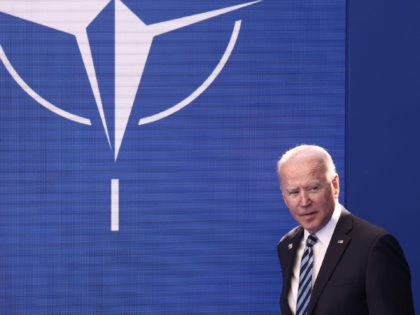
332,174,340,198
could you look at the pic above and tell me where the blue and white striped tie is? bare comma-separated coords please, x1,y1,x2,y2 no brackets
296,234,318,315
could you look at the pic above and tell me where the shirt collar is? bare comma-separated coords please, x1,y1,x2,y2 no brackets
303,202,342,247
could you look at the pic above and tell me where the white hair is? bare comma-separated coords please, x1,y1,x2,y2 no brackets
277,144,337,181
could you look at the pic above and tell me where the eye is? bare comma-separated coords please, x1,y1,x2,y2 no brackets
288,190,299,197
309,185,320,192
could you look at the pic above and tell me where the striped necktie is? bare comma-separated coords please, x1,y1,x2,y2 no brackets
296,234,318,315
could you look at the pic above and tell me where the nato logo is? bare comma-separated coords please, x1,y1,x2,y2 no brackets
0,0,261,231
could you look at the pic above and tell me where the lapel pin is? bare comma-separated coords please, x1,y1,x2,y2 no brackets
337,240,344,244
288,243,293,250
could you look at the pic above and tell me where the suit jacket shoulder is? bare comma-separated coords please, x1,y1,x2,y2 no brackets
307,208,414,315
278,225,301,246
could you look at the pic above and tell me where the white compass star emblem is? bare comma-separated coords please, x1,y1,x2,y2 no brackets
0,0,261,160
0,0,261,231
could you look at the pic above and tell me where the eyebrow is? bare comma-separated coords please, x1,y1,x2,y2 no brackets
284,187,299,193
285,181,322,191
304,182,320,189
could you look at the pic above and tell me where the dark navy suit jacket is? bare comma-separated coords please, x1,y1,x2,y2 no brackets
277,208,414,315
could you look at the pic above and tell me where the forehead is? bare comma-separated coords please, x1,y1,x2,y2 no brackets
280,157,326,186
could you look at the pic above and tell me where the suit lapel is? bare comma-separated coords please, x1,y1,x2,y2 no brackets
307,209,353,314
281,227,304,315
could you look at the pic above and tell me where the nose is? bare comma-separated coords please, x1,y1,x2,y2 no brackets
300,191,311,207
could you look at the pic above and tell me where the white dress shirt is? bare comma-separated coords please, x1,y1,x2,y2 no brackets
287,202,342,314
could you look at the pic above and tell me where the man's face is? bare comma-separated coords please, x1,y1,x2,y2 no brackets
280,157,339,234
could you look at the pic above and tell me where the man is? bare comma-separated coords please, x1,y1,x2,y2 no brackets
276,144,414,315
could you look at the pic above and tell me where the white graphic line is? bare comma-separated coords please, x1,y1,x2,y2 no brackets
111,178,119,231
139,20,242,125
76,32,111,146
148,0,261,35
0,45,91,125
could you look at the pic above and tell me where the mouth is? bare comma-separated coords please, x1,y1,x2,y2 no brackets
300,211,317,218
